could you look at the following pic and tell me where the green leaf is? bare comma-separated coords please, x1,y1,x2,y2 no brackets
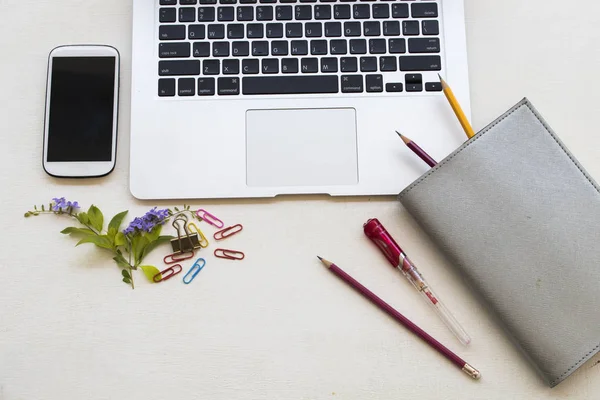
61,227,96,236
77,212,89,225
24,212,31,217
108,211,128,235
122,277,132,284
114,232,127,247
76,235,113,250
145,224,162,242
132,235,150,265
141,235,173,261
34,205,38,210
41,205,45,211
174,206,180,212
121,269,131,279
140,265,161,282
113,256,130,269
87,205,104,232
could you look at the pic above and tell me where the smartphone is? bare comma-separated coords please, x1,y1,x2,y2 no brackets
43,45,120,178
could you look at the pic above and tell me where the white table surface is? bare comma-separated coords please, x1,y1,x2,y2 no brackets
2,1,600,399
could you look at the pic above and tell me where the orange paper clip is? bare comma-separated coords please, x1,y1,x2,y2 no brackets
188,222,209,248
164,251,195,265
214,224,243,240
154,264,183,282
196,209,224,228
214,248,245,260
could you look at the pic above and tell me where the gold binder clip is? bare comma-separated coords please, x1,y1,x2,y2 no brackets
170,215,201,253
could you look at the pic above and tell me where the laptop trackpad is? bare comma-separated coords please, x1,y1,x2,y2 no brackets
246,108,358,188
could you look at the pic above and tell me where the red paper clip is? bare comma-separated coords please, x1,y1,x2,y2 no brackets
214,249,245,260
214,224,243,240
154,264,183,282
164,251,194,265
196,209,224,228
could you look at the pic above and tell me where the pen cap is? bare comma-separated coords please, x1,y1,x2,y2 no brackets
363,218,404,268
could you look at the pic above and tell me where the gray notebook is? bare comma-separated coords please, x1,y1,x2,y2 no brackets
398,98,600,387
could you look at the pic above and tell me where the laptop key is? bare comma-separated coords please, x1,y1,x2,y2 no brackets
388,38,406,53
386,82,403,92
399,55,441,71
408,38,440,53
403,21,420,36
366,74,383,92
228,24,245,39
160,0,177,4
281,58,299,73
180,0,197,3
330,39,347,55
267,23,284,38
315,5,332,20
344,22,361,37
295,5,312,20
220,0,237,3
406,83,423,92
321,57,338,73
159,8,177,23
392,4,409,18
252,41,269,56
198,7,216,21
188,25,206,40
242,76,339,95
334,5,351,19
372,4,389,19
425,82,442,91
218,6,235,21
353,4,370,19
363,21,380,36
198,78,216,95
412,2,438,18
286,23,303,37
422,20,439,36
262,59,279,73
203,59,220,75
213,41,230,57
383,21,400,36
240,0,257,3
271,40,289,55
291,40,309,55
247,24,264,38
405,74,422,84
257,6,274,20
207,24,225,39
301,58,318,72
259,0,277,3
369,38,386,54
158,78,176,96
340,57,358,72
237,6,254,21
276,6,293,20
306,23,323,38
159,60,201,76
218,77,240,95
325,22,342,37
232,41,250,56
311,40,327,55
223,59,240,75
159,42,191,58
379,56,396,71
178,78,195,96
341,75,363,93
160,25,186,40
179,7,196,22
200,0,217,3
193,42,211,57
360,57,377,72
349,39,366,54
242,59,260,74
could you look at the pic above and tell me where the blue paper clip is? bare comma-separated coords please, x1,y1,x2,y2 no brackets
183,258,206,284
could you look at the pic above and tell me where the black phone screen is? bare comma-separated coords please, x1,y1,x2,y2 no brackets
47,57,116,162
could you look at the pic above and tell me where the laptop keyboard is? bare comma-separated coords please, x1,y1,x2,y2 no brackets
157,0,444,97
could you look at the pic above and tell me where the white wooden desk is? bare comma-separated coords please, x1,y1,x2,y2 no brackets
1,1,599,399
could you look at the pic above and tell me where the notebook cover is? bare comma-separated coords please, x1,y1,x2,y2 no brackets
398,98,600,387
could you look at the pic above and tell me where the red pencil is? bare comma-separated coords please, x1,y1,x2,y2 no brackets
396,131,438,168
318,256,481,380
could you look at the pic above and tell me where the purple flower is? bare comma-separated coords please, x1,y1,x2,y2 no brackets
52,197,80,212
123,207,169,235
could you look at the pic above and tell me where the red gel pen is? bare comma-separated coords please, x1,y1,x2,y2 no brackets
364,218,471,345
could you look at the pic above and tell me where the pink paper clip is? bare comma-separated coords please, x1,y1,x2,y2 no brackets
196,209,224,228
154,264,183,282
214,224,243,240
164,251,194,265
214,249,245,260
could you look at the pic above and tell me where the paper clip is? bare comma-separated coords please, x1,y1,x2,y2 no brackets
196,209,224,228
214,224,243,241
153,264,183,282
214,248,245,260
183,258,206,284
164,251,194,265
188,222,209,248
170,215,200,253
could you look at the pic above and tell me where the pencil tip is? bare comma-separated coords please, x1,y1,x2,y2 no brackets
317,256,323,261
318,257,333,268
438,74,447,87
396,131,411,145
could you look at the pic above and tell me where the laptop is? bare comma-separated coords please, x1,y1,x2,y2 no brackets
130,0,470,199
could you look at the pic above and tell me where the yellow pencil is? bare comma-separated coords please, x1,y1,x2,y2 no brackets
438,74,476,139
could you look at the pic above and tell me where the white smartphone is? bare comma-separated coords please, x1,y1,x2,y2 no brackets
43,45,120,178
